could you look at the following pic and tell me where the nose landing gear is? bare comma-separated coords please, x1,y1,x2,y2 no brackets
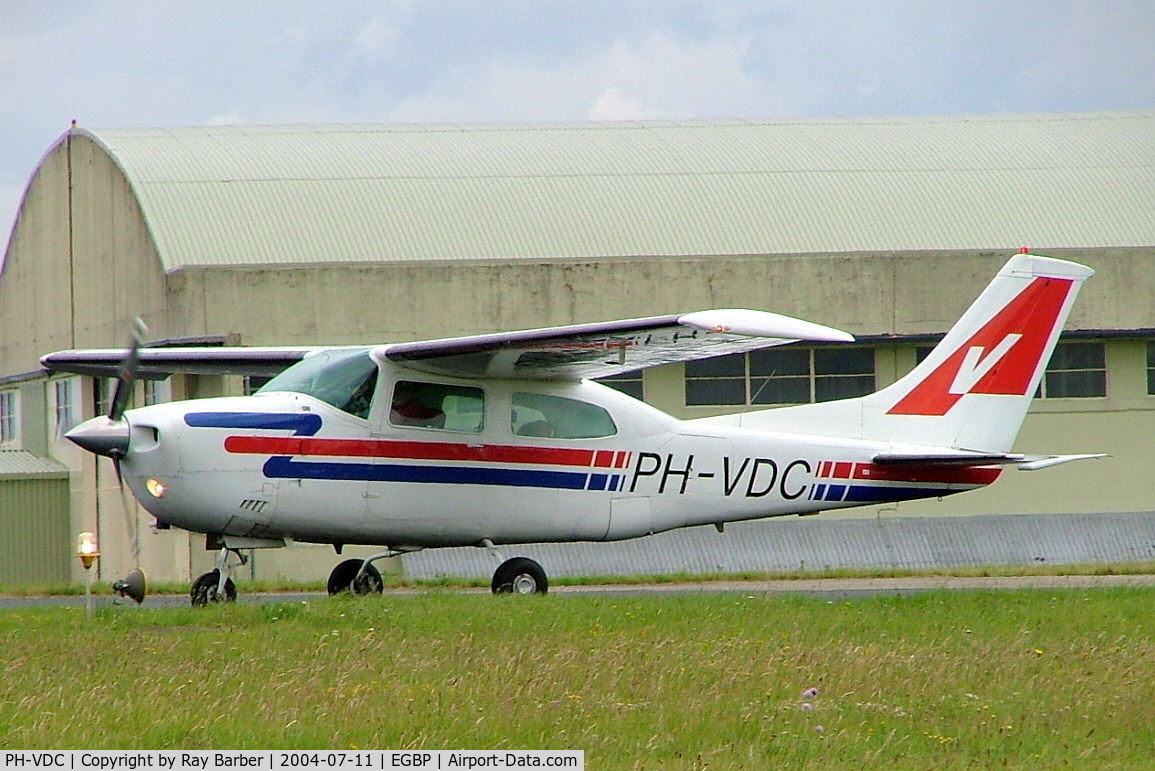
190,547,243,606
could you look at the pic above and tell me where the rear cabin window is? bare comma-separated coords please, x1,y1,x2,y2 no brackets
390,381,485,432
511,393,617,439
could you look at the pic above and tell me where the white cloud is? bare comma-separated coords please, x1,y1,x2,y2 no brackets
354,17,402,62
388,31,771,124
588,85,657,122
583,34,766,120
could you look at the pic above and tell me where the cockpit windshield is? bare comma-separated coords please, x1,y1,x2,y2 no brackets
256,348,379,419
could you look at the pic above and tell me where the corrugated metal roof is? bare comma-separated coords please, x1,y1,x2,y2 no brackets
0,450,69,479
64,111,1155,272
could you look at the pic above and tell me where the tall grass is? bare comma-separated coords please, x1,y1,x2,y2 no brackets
1,589,1151,769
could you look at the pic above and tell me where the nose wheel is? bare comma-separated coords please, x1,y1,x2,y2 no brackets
190,546,242,606
190,569,236,605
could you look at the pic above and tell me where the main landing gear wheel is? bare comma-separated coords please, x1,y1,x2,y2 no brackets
327,558,384,596
190,569,236,606
491,557,548,595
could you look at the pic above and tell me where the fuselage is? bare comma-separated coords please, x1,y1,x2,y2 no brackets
118,358,997,550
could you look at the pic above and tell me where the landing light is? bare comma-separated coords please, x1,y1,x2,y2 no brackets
146,478,167,498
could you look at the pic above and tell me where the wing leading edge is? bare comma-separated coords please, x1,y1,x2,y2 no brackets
40,346,325,379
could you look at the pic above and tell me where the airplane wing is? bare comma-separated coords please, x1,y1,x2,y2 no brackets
40,346,325,379
376,310,854,381
41,309,852,382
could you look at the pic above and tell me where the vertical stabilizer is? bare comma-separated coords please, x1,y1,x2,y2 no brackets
713,253,1094,453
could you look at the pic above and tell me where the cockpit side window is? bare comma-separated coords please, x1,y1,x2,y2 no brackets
511,392,617,439
256,348,379,419
390,381,485,433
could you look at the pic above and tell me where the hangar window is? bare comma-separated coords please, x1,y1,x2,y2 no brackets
390,381,484,432
144,379,171,406
93,377,115,417
53,379,79,436
685,347,876,406
597,372,644,401
0,390,19,447
1039,341,1106,398
511,392,616,439
1147,342,1155,395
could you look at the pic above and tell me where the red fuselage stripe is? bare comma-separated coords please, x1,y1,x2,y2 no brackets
224,436,600,467
817,461,1001,485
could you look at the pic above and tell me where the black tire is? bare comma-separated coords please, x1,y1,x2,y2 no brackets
327,558,384,596
190,569,236,606
491,557,548,595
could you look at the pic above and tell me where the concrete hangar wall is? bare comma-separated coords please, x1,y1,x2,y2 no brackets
1,111,1153,586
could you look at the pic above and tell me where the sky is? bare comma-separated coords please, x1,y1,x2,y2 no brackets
2,1,1154,253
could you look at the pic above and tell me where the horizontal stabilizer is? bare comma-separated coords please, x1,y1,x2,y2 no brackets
1015,453,1107,471
873,451,1106,471
873,451,1025,466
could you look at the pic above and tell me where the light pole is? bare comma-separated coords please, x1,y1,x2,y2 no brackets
76,531,100,619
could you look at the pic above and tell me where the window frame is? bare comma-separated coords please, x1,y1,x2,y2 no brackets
0,390,20,448
53,378,79,437
596,371,644,401
1146,341,1155,396
1038,340,1107,399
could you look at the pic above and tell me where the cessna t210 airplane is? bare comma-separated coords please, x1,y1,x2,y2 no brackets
44,251,1101,604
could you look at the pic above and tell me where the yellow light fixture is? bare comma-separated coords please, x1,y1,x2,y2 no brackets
76,531,100,570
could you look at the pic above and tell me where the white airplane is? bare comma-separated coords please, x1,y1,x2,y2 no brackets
44,251,1101,604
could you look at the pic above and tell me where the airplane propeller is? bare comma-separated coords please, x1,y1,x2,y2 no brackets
64,318,147,465
65,318,151,604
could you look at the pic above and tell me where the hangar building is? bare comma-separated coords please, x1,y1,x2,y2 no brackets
2,111,1153,586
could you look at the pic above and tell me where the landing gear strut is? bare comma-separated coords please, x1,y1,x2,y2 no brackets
190,547,241,606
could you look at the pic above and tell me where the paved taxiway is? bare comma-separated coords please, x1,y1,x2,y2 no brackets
3,573,1152,609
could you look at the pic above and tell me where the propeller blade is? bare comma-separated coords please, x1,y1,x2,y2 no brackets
108,318,148,422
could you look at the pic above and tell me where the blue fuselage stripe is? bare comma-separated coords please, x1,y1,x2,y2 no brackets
263,456,592,489
842,484,964,502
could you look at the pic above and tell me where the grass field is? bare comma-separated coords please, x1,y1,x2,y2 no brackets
1,588,1152,769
